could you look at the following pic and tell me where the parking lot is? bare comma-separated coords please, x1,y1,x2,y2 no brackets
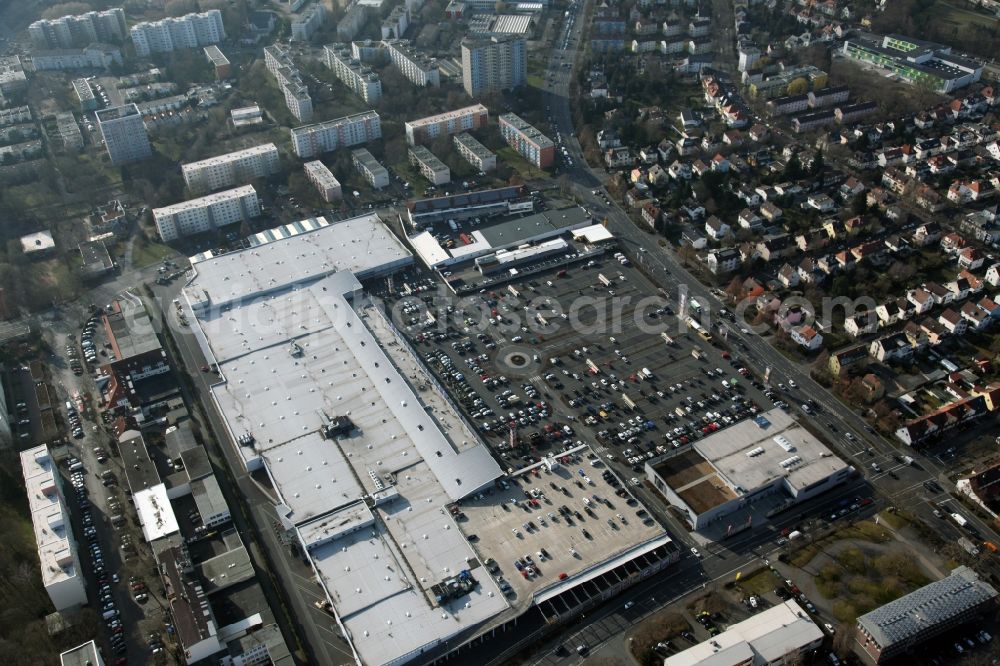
384,255,780,532
457,446,663,604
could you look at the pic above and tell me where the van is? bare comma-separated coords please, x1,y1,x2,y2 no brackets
102,609,119,620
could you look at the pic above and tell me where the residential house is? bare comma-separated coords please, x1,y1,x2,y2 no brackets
912,222,942,246
668,160,692,180
948,179,992,204
760,201,783,222
907,287,935,314
777,263,800,288
939,308,969,335
961,301,990,330
796,229,828,252
798,257,819,284
738,208,764,231
707,247,741,274
958,247,985,270
895,395,987,445
876,298,913,326
882,167,908,194
756,233,793,262
748,124,769,142
705,216,731,240
641,202,662,229
829,343,869,376
845,311,878,337
647,164,669,186
851,241,884,263
605,146,633,168
711,153,730,172
870,332,915,363
915,185,946,212
985,263,1000,287
941,232,967,254
790,324,823,350
839,176,866,199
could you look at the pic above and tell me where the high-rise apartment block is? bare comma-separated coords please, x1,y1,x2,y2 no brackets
264,45,313,122
21,445,88,611
404,104,488,146
290,111,382,159
95,104,152,165
323,44,382,104
130,10,225,57
29,8,127,49
154,185,260,242
461,35,526,97
181,144,280,194
498,113,554,168
291,2,327,42
303,161,342,202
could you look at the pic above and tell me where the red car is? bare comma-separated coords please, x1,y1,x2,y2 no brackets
114,658,127,665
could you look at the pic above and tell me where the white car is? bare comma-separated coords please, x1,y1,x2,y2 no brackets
690,547,701,558
788,380,798,389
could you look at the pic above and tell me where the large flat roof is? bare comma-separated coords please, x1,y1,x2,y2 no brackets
694,408,848,494
20,445,84,591
857,565,998,649
104,291,161,360
134,484,179,542
477,207,591,247
183,214,411,310
665,600,823,666
59,641,102,666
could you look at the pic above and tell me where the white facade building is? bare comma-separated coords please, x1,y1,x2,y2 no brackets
20,445,88,611
263,45,313,122
291,3,327,42
323,44,382,103
461,34,526,97
453,132,496,171
351,148,390,188
96,103,152,164
154,185,260,242
130,10,225,57
29,8,127,49
290,110,381,158
181,144,280,193
304,161,343,201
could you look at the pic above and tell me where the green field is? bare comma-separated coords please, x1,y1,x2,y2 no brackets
496,146,548,180
935,0,999,30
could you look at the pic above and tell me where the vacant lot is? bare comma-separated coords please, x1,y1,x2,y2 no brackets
814,542,930,624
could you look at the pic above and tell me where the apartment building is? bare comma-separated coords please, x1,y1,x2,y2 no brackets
0,56,27,97
30,45,122,71
154,185,260,242
290,110,382,158
337,4,368,41
453,132,496,172
95,103,152,164
291,2,327,42
203,44,231,79
352,148,390,188
264,45,313,122
384,39,440,87
73,77,97,111
461,35,526,97
181,143,280,193
130,10,225,57
405,104,488,146
498,113,554,168
323,44,382,104
20,445,88,611
382,4,410,39
409,145,451,185
29,8,127,49
303,160,342,201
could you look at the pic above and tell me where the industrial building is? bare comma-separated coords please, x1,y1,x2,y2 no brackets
290,110,381,159
95,103,152,165
408,144,451,185
842,34,983,93
303,160,342,201
453,132,496,172
153,185,260,242
59,641,104,666
130,10,226,57
178,214,675,666
263,45,313,122
351,147,390,188
645,408,852,530
664,600,824,666
323,44,383,104
461,35,526,97
181,144,280,194
405,104,488,146
20,445,88,610
498,113,554,168
855,566,998,664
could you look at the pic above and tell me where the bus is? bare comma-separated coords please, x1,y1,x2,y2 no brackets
689,298,702,313
686,316,712,342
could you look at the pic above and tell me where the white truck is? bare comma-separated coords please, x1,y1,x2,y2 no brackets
951,512,969,528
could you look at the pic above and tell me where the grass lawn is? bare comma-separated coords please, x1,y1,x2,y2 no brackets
815,544,930,624
878,509,911,530
788,520,892,568
132,236,176,268
496,146,548,180
936,0,999,30
527,73,546,89
735,569,777,598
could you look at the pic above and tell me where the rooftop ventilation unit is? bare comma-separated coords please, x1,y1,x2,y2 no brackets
773,435,795,452
779,455,802,468
746,447,765,457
